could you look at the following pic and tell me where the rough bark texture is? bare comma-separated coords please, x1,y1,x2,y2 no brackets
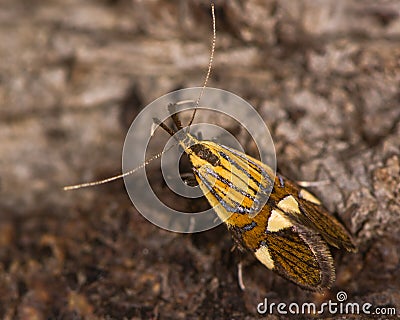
1,0,399,319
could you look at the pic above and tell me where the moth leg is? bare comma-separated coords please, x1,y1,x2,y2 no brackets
194,130,203,140
316,162,348,209
180,172,198,187
235,253,261,291
238,262,246,291
295,179,330,188
232,246,255,291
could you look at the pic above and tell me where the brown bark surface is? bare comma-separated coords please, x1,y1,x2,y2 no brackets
1,1,399,319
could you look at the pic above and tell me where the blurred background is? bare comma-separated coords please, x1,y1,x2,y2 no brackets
1,0,399,319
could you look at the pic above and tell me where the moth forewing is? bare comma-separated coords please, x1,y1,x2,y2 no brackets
190,141,275,224
180,133,355,290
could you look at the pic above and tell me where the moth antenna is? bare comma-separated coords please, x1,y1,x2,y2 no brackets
63,149,167,191
187,2,216,127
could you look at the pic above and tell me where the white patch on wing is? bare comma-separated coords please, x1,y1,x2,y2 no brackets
255,245,274,269
267,209,293,232
277,195,301,214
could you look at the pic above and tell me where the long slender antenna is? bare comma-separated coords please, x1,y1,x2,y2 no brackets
187,2,216,127
63,150,166,191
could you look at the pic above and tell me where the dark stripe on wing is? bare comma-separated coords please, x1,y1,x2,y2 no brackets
205,165,256,201
218,150,261,193
265,227,334,290
193,167,251,214
223,146,274,188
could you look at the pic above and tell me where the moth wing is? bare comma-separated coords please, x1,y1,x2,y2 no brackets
299,197,356,252
275,181,356,252
259,224,335,290
237,155,356,253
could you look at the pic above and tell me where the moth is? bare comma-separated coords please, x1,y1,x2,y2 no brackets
64,2,355,291
153,104,356,291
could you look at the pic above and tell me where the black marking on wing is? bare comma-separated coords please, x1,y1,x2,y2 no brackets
222,145,274,189
218,150,260,193
206,165,256,201
219,145,274,214
190,143,220,166
242,221,257,231
192,144,276,214
193,167,250,214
